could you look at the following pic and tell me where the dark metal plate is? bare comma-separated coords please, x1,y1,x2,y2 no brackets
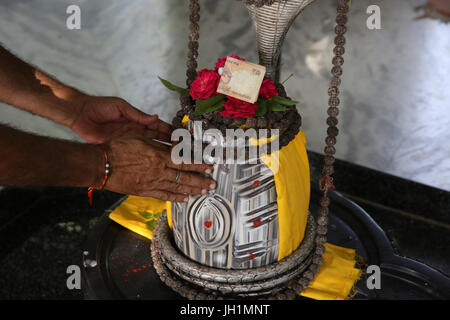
82,187,450,300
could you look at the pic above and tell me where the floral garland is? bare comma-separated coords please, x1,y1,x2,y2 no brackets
159,54,297,119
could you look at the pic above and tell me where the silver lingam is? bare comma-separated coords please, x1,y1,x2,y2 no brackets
172,160,279,269
172,120,280,269
170,0,316,270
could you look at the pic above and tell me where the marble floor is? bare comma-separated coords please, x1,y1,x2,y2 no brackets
0,0,449,191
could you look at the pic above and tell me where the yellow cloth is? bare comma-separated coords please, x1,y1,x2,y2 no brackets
260,131,310,261
181,115,190,126
300,243,362,300
109,196,170,240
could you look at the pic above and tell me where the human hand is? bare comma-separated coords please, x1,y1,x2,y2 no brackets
69,94,172,144
102,133,216,202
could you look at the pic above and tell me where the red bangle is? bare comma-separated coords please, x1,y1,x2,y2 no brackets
88,145,110,206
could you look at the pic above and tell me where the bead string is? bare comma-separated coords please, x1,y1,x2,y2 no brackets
180,0,200,114
290,0,350,295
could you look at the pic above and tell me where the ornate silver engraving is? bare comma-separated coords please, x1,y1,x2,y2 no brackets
171,161,279,269
245,0,316,78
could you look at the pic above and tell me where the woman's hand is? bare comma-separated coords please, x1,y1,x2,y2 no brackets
103,133,216,202
69,94,173,144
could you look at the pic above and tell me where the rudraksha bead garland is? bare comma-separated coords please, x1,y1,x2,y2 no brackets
154,0,351,300
151,221,300,300
297,0,350,294
151,219,236,300
172,84,302,150
151,212,317,300
186,0,200,87
180,0,201,114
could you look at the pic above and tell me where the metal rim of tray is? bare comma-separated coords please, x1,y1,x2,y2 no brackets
151,212,316,295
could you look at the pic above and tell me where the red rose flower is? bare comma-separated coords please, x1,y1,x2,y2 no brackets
215,54,245,71
220,97,258,119
259,78,279,99
190,69,220,100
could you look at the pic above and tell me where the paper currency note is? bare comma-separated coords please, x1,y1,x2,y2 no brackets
217,57,266,104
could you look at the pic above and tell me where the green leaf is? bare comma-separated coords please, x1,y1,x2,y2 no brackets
270,105,289,112
138,211,163,220
255,99,269,116
193,94,226,116
193,102,224,116
280,73,294,85
146,220,157,231
158,76,190,97
196,94,226,109
255,99,289,113
138,211,153,220
272,95,298,106
266,99,287,112
153,212,162,219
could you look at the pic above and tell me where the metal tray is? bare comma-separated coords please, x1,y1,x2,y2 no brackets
81,187,450,300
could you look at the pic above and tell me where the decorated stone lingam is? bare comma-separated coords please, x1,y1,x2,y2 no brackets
151,0,350,299
171,160,282,269
169,0,315,270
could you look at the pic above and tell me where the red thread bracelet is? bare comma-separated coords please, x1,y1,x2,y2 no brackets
88,145,110,206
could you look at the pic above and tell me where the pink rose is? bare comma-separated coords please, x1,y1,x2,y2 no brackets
190,69,220,100
259,78,279,99
220,97,258,119
215,54,245,71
